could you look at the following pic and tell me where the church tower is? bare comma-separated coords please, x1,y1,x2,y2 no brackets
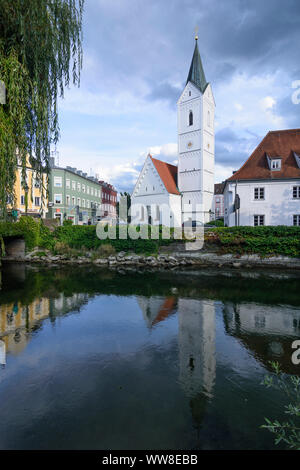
177,35,215,224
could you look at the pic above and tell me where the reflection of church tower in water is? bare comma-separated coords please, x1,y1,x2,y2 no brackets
178,298,216,405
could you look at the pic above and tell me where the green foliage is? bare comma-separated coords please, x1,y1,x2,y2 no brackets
63,219,73,226
93,244,116,258
52,224,175,255
2,221,299,258
0,216,54,252
0,0,84,217
261,361,300,449
205,226,300,257
205,218,224,227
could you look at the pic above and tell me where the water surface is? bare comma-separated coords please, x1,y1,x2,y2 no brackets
0,263,299,450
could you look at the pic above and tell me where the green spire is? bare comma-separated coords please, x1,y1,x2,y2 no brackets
186,39,208,93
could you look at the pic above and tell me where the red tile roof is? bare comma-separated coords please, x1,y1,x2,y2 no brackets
227,129,300,181
214,182,225,194
150,156,180,195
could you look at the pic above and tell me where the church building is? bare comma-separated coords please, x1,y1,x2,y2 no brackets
131,36,215,227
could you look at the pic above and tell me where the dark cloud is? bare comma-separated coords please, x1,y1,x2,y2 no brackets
145,81,182,107
83,0,300,102
277,95,300,129
215,127,261,168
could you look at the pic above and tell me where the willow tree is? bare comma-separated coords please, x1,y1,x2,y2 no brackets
0,0,84,217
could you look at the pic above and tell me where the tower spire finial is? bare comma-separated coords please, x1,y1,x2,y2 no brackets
194,25,198,41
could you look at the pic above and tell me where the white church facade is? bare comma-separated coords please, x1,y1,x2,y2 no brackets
131,37,215,227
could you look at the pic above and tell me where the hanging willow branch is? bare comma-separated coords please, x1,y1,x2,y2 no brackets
0,0,84,217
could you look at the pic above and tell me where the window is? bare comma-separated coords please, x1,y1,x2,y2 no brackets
87,199,89,208
66,179,70,189
189,91,191,96
72,181,76,190
91,188,94,196
293,186,300,198
293,215,300,226
87,186,90,195
77,197,80,206
82,184,85,193
271,159,281,170
72,196,75,206
20,195,25,205
254,187,265,200
216,197,220,203
34,197,40,206
189,111,193,126
34,179,40,188
254,215,265,226
66,195,70,206
54,194,62,204
54,176,62,187
77,182,81,191
156,205,160,221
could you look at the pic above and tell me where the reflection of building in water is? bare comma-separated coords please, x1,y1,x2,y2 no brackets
138,295,216,400
223,302,300,373
0,292,90,360
0,340,6,366
178,299,216,399
137,297,177,328
0,298,50,355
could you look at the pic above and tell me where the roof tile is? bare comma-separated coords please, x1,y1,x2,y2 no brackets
150,156,180,195
228,129,300,181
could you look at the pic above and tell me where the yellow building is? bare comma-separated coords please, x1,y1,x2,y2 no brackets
8,156,48,218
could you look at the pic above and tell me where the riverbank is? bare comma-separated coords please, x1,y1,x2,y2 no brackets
1,218,300,270
3,248,300,270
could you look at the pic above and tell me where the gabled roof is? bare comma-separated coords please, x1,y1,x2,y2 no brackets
186,39,208,94
227,129,300,181
150,156,180,195
214,182,225,195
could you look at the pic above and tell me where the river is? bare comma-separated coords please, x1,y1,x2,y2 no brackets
0,263,299,450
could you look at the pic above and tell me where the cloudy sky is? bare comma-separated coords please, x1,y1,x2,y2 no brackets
56,0,300,193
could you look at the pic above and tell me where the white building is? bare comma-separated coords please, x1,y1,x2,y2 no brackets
224,129,300,226
213,182,225,219
131,36,215,227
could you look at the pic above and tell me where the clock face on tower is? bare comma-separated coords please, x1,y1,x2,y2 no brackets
187,141,193,149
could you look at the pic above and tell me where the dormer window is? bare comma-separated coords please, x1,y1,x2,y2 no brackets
266,154,281,171
294,152,300,168
271,159,281,170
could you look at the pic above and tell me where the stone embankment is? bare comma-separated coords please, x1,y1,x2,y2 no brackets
2,248,300,270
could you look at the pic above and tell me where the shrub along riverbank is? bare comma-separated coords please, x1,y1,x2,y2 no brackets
205,226,300,258
0,217,178,257
0,217,300,259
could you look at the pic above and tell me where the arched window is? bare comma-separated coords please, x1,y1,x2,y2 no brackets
189,111,193,126
207,110,211,127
